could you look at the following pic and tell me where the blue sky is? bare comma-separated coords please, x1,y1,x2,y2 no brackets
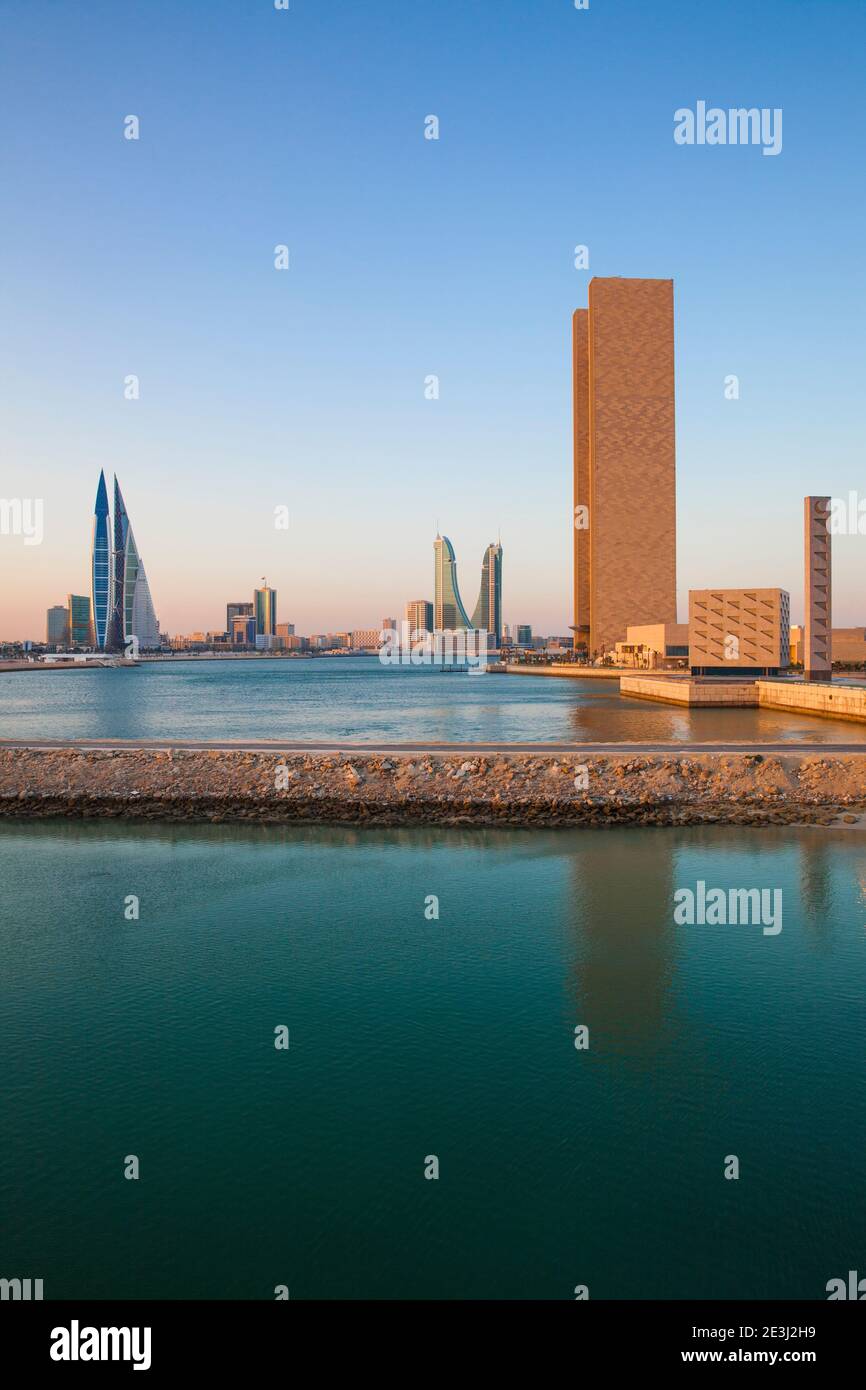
1,0,864,638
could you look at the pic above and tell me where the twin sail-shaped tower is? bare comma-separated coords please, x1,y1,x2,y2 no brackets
434,535,503,644
91,471,160,651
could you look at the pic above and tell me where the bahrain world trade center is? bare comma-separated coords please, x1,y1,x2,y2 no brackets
91,470,160,651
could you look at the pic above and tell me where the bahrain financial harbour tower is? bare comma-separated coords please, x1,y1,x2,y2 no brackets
572,277,677,657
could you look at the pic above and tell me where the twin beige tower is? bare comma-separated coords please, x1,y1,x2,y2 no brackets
572,278,677,656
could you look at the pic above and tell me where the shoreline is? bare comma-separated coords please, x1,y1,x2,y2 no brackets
2,745,866,829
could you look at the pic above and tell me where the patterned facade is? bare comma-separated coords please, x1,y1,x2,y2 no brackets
804,495,832,681
689,589,790,673
573,278,677,655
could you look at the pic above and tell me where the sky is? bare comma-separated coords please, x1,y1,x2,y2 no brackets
1,0,864,641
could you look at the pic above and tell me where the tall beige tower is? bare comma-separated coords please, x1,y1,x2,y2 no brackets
573,278,677,656
572,308,591,650
804,496,832,681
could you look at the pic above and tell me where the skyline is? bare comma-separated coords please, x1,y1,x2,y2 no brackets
3,1,866,1333
2,0,866,640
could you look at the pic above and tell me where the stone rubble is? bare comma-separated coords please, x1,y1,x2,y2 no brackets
0,747,865,828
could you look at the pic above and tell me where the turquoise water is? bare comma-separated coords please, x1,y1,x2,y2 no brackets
2,657,865,743
1,819,864,1299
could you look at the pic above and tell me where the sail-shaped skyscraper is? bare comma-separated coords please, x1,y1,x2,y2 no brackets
433,535,473,632
91,473,160,651
434,534,503,643
470,542,503,645
91,470,111,649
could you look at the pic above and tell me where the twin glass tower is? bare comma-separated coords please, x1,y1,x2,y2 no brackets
434,535,503,644
91,471,159,651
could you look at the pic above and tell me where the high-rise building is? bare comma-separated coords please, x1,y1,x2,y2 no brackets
227,601,254,630
47,605,68,646
434,535,472,630
254,583,276,636
573,278,677,656
405,600,434,635
107,478,160,651
276,622,295,641
434,536,504,636
516,625,532,646
129,558,159,650
107,478,127,651
470,542,503,644
91,470,111,650
804,496,832,682
67,594,92,646
232,615,256,646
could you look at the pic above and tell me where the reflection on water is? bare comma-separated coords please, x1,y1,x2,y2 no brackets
1,658,865,743
568,833,676,1055
1,818,865,1299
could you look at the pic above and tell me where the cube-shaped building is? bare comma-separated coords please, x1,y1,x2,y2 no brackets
689,589,790,675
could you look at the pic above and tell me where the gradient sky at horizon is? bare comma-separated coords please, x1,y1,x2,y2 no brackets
1,0,864,641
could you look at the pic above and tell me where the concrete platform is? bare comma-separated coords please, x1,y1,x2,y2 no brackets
500,664,630,680
620,675,758,707
757,679,866,723
621,674,866,723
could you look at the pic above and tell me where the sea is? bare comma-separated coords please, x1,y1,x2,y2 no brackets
0,819,864,1299
1,659,864,1299
1,656,865,743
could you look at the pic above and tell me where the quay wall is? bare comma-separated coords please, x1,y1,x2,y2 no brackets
620,676,756,706
500,665,625,680
757,680,866,723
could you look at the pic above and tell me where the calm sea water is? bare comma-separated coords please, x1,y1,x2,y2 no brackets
1,819,864,1299
1,657,865,743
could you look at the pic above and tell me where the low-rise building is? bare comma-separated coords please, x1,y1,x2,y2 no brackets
831,627,866,666
789,625,865,668
615,622,689,669
689,589,790,675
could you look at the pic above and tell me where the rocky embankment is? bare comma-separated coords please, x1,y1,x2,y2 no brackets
1,747,865,827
